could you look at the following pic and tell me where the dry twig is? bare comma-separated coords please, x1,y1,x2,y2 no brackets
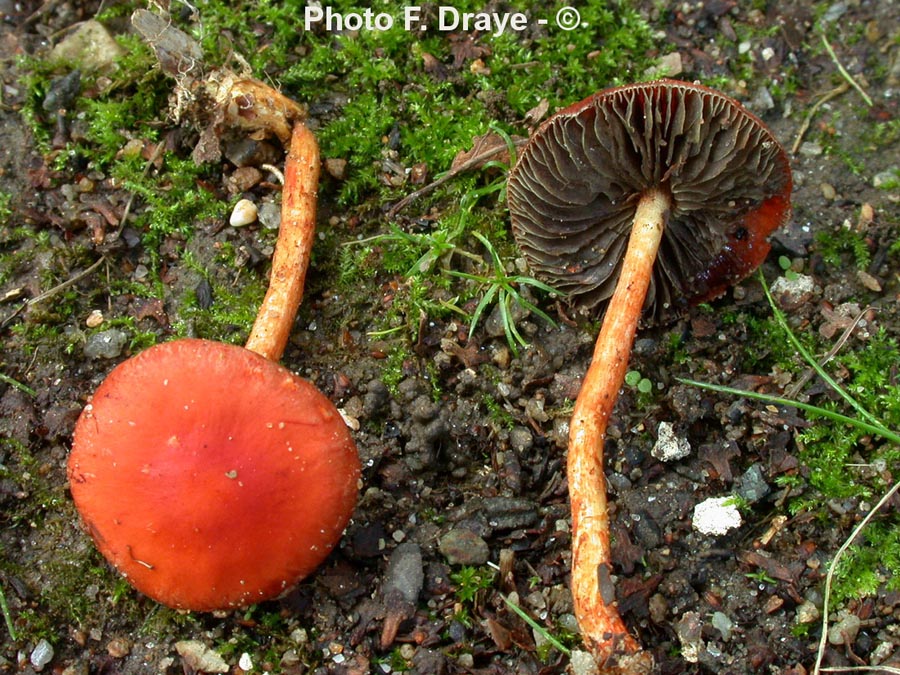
812,480,900,675
386,136,527,219
791,82,850,155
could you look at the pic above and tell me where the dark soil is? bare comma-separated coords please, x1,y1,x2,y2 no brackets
1,1,899,675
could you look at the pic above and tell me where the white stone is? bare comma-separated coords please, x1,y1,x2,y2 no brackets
30,639,54,671
230,198,258,226
568,650,600,675
175,641,229,673
692,496,742,536
770,273,815,305
652,421,691,462
50,21,126,72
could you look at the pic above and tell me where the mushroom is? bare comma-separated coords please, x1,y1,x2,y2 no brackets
507,80,792,671
68,123,361,611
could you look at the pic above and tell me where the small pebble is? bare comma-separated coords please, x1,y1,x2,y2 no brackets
175,640,229,673
873,169,899,189
106,637,131,658
657,51,683,76
439,528,489,566
764,595,785,614
648,593,668,624
711,611,734,641
84,329,128,359
798,141,823,157
257,201,281,230
457,653,475,668
43,70,82,111
230,198,258,227
770,273,815,308
119,138,145,159
509,426,533,453
864,19,882,43
823,1,848,22
281,649,300,667
820,183,836,200
652,421,691,462
49,20,125,72
857,270,882,292
85,309,104,328
828,612,861,645
324,157,348,180
736,464,770,504
751,86,774,111
675,611,703,663
30,639,54,671
384,542,424,604
227,166,263,193
569,650,600,675
238,652,253,671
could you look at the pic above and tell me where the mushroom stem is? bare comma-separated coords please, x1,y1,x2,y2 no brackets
245,123,320,362
568,186,670,670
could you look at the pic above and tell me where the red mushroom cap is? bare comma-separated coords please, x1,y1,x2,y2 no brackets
68,338,360,611
508,79,793,321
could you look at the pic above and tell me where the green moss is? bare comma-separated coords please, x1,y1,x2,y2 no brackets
482,393,515,430
814,226,872,270
175,272,266,345
830,521,900,606
757,318,900,603
280,0,658,203
0,191,11,223
381,343,409,396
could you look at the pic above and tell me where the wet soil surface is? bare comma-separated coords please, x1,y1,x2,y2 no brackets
1,1,899,674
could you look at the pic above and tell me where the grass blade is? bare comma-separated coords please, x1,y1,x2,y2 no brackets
677,378,900,446
500,593,571,656
0,583,15,641
761,275,885,431
0,372,36,397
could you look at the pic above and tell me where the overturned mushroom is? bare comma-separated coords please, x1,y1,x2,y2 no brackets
507,79,792,671
68,123,361,611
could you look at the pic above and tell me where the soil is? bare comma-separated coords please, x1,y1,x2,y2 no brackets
1,1,899,675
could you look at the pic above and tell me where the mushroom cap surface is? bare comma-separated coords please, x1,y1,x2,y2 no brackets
507,79,792,321
68,338,360,611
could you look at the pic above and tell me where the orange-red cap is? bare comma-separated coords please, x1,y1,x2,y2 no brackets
68,338,360,611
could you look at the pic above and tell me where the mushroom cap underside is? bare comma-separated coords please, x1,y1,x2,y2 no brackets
507,79,793,322
68,338,360,611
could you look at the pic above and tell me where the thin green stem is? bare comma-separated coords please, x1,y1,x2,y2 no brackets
500,593,571,656
677,378,900,446
820,33,874,107
762,275,886,432
0,583,16,642
0,372,36,397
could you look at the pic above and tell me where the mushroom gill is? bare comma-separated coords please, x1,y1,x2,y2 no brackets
508,79,793,322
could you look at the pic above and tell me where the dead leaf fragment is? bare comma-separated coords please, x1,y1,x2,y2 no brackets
448,33,490,68
175,640,229,673
523,98,550,127
450,131,521,172
132,9,203,79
